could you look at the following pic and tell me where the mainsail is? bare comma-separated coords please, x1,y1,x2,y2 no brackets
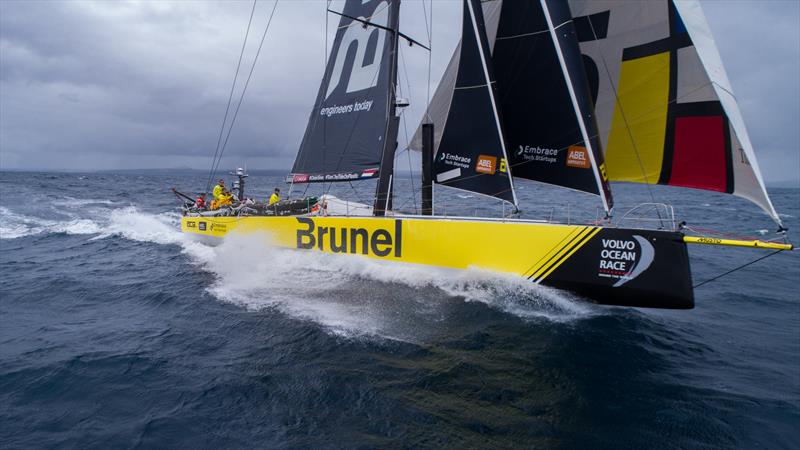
568,0,782,226
289,0,399,184
430,0,517,204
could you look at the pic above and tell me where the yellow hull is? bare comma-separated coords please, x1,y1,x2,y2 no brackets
181,214,696,309
183,215,596,280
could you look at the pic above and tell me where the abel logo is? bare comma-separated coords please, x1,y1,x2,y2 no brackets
475,155,497,174
566,145,590,168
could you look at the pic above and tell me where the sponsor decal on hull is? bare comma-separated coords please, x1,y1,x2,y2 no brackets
295,217,402,258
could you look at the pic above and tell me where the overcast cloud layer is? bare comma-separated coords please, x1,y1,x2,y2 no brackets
1,0,798,185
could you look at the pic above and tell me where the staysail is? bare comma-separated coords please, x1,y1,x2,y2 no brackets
568,0,782,226
430,0,517,204
289,0,399,184
492,0,613,212
413,0,611,210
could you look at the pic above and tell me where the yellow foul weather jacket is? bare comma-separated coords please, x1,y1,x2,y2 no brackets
269,193,280,206
212,184,224,200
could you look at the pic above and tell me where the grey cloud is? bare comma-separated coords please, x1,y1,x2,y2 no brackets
0,0,797,185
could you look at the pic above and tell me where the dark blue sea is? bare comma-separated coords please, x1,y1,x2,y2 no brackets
1,170,798,449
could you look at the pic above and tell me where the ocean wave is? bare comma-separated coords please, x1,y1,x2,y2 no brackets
0,201,593,337
0,206,103,239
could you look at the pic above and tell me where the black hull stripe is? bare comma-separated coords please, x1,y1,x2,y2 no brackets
534,227,599,283
524,226,586,279
528,226,593,281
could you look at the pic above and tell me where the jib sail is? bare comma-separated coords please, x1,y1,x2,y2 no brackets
414,0,611,211
492,0,613,212
289,0,399,184
432,0,517,205
569,0,782,226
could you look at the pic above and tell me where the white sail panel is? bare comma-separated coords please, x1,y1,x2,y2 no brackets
674,0,780,226
568,0,782,226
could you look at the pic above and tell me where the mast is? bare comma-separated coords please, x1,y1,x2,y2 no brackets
373,0,402,217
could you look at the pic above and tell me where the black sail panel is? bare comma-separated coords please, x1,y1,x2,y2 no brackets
289,0,398,183
434,0,516,204
493,0,613,210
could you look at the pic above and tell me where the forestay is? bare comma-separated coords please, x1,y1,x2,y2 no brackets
289,0,399,184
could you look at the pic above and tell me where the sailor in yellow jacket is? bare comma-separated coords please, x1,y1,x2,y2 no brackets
268,188,281,206
211,179,233,210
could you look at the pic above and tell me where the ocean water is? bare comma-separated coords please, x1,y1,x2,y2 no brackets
1,170,798,449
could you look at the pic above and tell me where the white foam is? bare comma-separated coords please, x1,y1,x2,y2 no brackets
60,196,116,207
93,206,215,262
0,206,103,239
203,232,594,339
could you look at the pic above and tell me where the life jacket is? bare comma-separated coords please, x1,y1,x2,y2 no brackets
212,184,224,200
269,193,280,206
196,197,206,208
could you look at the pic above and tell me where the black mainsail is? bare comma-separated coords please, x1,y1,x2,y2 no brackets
289,0,399,185
433,0,517,205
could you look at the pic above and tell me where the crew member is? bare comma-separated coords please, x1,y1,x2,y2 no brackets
269,188,281,206
195,193,207,209
217,189,233,207
212,179,226,201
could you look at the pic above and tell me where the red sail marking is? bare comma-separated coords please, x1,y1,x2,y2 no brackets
669,115,727,192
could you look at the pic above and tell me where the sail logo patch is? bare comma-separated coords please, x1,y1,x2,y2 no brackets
291,174,310,183
566,146,590,168
598,235,654,287
475,155,497,174
439,152,471,169
516,145,558,164
324,1,389,99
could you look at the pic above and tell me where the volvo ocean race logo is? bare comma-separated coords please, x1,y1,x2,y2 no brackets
325,1,389,99
598,235,654,287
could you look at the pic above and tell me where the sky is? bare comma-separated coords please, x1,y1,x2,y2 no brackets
1,0,798,185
